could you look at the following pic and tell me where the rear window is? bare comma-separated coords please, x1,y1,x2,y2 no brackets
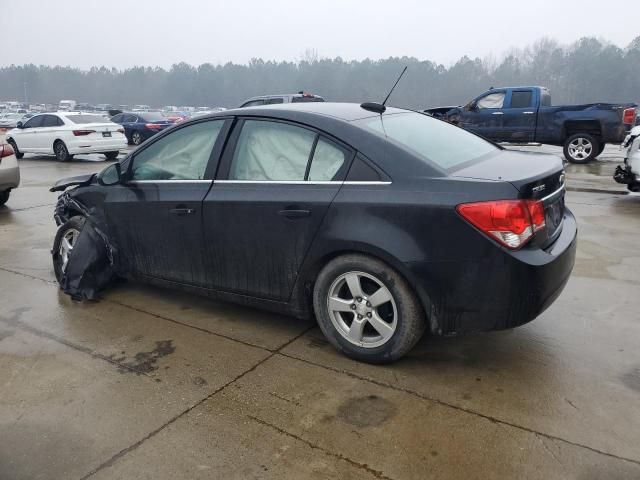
141,112,167,121
355,112,498,170
66,115,109,124
291,96,324,103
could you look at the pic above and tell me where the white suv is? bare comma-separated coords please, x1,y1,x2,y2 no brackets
6,112,127,161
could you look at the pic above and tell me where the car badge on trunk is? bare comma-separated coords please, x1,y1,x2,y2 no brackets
532,184,546,193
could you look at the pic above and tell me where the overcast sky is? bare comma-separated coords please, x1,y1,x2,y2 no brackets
2,0,637,69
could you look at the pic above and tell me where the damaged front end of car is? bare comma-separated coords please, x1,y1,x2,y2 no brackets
52,185,120,301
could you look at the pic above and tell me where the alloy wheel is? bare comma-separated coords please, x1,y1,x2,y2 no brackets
568,137,593,161
59,228,80,274
327,271,397,348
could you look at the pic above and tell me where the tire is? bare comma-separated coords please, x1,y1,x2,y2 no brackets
596,143,606,156
313,254,426,364
104,151,119,160
0,190,9,206
131,131,143,146
54,140,73,162
563,133,599,164
7,139,23,159
52,216,85,283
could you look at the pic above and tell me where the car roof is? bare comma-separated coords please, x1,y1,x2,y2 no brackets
225,102,407,122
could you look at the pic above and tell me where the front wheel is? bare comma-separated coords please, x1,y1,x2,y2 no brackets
563,133,599,164
313,254,426,364
52,216,85,283
104,151,119,160
54,140,73,162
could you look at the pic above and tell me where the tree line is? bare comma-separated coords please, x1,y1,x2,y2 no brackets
1,36,638,109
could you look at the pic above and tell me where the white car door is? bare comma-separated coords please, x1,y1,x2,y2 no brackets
12,114,45,152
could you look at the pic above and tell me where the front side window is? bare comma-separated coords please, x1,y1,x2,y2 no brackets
131,121,224,180
229,120,316,181
24,115,44,128
476,92,505,109
355,112,498,170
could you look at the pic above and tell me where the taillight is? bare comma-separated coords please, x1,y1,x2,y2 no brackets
145,123,162,129
0,143,14,159
623,108,636,125
72,129,96,136
457,199,546,249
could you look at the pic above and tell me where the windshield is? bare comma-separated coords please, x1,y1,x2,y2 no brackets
67,114,110,124
355,112,498,170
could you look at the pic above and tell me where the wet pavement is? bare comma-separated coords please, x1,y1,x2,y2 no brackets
1,144,640,479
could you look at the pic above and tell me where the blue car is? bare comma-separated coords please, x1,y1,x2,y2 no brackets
110,111,173,146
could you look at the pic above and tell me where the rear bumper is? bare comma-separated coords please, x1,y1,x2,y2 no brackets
407,209,578,335
66,135,127,154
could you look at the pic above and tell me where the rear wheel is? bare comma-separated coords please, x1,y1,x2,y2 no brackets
313,254,426,364
52,216,85,283
54,140,73,162
131,131,143,146
104,151,119,160
563,133,599,164
7,139,23,159
0,191,9,206
596,143,606,156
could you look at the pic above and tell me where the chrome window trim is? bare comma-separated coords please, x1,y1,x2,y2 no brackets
213,180,391,185
128,180,212,184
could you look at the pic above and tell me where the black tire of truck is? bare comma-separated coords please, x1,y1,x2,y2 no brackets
563,133,599,164
597,143,606,156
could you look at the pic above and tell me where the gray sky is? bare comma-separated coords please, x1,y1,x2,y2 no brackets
2,0,637,69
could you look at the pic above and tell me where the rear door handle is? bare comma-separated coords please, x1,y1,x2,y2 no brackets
278,209,310,218
523,111,535,115
169,207,196,216
492,112,504,115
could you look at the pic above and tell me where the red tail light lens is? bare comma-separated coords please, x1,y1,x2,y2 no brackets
0,143,14,159
623,108,636,125
145,123,162,129
457,199,546,249
72,129,95,136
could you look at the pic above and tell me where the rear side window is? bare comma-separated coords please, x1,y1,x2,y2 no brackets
308,138,346,181
229,120,316,181
355,112,498,170
42,115,60,127
265,98,284,105
111,114,123,122
510,91,533,109
140,112,166,122
292,96,324,103
241,100,266,108
541,91,552,106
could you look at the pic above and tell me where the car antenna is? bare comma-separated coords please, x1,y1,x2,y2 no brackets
361,66,408,114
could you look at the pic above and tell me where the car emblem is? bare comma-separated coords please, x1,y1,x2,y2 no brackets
532,184,546,193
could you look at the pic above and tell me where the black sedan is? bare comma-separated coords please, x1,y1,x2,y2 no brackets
50,102,577,363
110,111,173,146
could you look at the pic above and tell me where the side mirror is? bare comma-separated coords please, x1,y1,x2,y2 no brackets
16,121,23,128
97,163,122,186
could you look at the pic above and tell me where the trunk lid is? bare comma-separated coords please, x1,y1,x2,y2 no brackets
452,149,566,248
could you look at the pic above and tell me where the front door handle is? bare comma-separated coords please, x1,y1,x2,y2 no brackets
169,207,196,216
278,209,310,218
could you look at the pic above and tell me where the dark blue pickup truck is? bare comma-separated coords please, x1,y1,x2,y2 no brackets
425,86,637,163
